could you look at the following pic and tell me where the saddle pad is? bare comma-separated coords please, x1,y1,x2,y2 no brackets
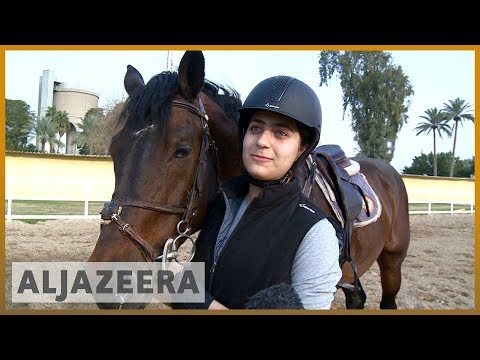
315,170,381,228
349,172,381,228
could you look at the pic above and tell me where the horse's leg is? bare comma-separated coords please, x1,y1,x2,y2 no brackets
342,279,366,309
376,205,410,309
376,249,407,309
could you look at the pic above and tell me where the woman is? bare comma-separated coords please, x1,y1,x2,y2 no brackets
177,75,342,310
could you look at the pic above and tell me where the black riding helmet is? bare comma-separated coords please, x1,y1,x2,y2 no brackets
238,75,322,187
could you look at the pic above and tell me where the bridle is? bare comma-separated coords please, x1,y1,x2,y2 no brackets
100,97,219,263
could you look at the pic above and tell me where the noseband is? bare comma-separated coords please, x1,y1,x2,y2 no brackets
100,97,219,262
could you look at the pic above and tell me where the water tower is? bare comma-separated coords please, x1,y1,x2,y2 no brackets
38,70,99,154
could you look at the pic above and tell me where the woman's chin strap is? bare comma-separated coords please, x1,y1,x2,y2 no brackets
243,169,292,188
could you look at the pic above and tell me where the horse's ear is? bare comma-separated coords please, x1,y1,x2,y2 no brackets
178,51,205,101
124,65,145,96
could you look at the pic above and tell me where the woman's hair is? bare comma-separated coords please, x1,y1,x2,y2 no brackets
297,121,316,149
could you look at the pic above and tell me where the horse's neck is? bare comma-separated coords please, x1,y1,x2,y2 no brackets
203,97,242,183
220,161,242,183
211,128,242,183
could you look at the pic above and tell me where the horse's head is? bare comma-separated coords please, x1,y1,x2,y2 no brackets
87,51,242,309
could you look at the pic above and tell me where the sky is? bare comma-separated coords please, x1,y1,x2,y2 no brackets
5,49,475,173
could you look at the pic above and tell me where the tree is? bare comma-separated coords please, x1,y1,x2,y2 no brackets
414,108,451,176
45,106,70,153
318,51,414,162
29,116,64,152
55,110,70,142
5,99,36,151
75,102,124,155
442,98,474,177
75,108,98,154
87,102,123,155
454,156,474,178
403,152,473,178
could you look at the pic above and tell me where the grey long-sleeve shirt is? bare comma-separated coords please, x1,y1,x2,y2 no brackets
291,218,342,309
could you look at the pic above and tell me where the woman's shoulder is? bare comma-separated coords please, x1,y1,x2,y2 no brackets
296,193,331,216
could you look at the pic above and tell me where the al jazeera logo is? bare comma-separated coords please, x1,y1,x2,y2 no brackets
11,262,205,303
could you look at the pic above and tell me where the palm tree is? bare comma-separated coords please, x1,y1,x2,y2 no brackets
442,98,475,177
45,106,71,153
28,116,64,152
44,106,57,121
45,106,59,152
415,108,452,176
55,110,71,142
74,109,100,154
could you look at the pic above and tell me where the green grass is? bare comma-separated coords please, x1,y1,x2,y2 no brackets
5,200,106,216
15,219,47,224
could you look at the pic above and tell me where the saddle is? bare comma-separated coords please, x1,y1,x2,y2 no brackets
304,144,365,225
302,144,372,292
315,145,364,224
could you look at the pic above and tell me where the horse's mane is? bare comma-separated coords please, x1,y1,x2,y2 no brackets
117,71,179,137
202,79,242,122
116,71,242,138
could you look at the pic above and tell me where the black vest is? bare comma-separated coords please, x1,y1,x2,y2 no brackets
193,175,336,309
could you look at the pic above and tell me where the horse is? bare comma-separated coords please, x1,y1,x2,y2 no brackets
88,50,410,310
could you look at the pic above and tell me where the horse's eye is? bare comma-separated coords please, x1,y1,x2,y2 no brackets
174,146,192,158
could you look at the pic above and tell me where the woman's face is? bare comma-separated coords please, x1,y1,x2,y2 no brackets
242,110,307,181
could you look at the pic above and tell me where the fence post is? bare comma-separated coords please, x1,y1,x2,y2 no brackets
84,187,89,219
6,177,12,222
450,192,454,214
7,197,12,222
428,191,432,215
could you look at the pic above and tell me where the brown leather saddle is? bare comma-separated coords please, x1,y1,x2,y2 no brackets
306,144,371,292
315,144,365,223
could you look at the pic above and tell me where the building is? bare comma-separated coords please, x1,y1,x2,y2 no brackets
37,69,100,154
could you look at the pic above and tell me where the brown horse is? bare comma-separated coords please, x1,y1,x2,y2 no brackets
88,50,410,310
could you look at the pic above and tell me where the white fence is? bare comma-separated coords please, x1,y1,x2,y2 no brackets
408,201,475,215
5,177,111,222
5,199,109,221
407,190,475,215
4,179,475,221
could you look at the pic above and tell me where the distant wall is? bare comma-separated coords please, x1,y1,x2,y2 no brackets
5,152,475,204
6,151,114,201
402,174,474,203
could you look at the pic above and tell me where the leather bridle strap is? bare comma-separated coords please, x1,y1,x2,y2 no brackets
111,213,156,262
119,200,184,215
171,99,208,119
104,96,217,262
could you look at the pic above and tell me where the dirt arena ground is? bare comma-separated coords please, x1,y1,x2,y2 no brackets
4,213,475,311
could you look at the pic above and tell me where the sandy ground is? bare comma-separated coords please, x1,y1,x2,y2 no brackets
4,213,475,311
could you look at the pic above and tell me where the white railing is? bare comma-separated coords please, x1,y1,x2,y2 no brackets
5,197,111,221
407,190,475,215
408,201,475,215
5,197,475,221
5,177,112,221
5,178,475,220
